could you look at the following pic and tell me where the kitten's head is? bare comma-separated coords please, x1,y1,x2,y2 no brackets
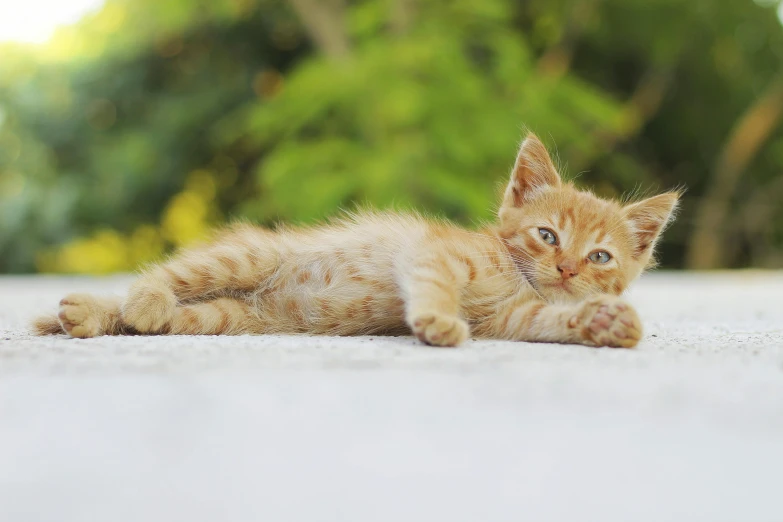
497,133,680,302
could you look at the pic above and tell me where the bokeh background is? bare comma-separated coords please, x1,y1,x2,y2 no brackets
1,0,783,274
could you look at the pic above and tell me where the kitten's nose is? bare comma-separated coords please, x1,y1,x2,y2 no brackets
557,261,578,280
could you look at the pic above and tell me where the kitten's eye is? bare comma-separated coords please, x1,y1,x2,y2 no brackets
538,228,558,245
588,251,612,264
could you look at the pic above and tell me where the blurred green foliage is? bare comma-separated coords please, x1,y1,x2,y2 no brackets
1,0,783,273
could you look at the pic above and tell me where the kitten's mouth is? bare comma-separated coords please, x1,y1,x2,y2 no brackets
546,280,573,294
522,274,572,296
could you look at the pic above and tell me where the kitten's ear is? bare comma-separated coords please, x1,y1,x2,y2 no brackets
501,133,561,208
623,192,681,258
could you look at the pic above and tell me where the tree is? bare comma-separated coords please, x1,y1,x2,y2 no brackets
1,0,782,272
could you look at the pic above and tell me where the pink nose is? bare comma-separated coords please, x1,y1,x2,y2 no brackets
557,261,578,280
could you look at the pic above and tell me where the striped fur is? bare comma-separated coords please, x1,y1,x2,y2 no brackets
33,133,679,348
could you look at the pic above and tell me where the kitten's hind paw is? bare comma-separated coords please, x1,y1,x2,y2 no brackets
121,283,176,334
410,312,469,347
58,294,103,338
570,296,642,348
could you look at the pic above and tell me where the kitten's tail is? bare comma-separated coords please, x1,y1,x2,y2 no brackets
31,314,64,335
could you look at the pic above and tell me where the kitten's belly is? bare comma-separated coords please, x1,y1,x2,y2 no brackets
253,259,408,336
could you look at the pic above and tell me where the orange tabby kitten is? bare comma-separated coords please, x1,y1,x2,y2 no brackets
33,133,679,348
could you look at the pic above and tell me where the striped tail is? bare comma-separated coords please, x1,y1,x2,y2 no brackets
31,314,65,335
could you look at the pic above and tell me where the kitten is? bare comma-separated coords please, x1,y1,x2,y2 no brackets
33,132,679,348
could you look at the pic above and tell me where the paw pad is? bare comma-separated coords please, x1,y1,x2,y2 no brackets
58,294,101,338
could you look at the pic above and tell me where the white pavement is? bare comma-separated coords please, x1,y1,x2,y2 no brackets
1,273,782,522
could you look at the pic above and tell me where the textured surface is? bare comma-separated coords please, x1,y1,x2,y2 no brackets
1,273,783,522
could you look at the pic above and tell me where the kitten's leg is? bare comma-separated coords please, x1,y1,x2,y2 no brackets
122,226,279,334
168,297,260,335
498,295,642,348
37,294,261,337
401,254,470,347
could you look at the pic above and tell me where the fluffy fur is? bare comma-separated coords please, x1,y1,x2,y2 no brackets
33,133,679,348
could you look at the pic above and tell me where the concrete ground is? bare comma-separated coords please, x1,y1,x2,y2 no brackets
1,272,782,522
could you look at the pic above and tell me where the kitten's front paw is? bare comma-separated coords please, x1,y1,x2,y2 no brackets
570,296,642,348
410,312,469,347
121,283,176,334
58,294,102,338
